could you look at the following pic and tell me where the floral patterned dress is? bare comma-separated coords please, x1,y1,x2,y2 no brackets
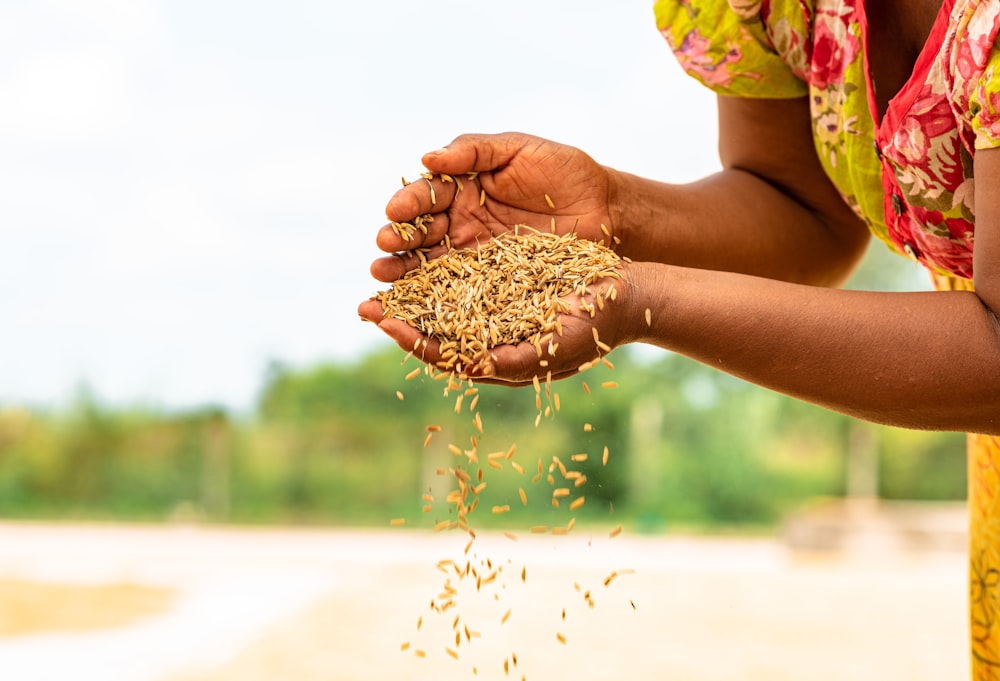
654,0,1000,677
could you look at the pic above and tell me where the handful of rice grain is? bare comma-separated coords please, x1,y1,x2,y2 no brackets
375,227,622,375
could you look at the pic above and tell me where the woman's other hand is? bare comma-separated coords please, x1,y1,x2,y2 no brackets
369,132,619,283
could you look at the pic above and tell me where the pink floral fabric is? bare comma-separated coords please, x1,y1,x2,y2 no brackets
654,0,1000,280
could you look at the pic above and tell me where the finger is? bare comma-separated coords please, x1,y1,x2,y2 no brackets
377,318,444,365
375,212,451,254
369,254,407,284
357,298,385,324
386,174,460,223
421,132,539,176
369,243,450,283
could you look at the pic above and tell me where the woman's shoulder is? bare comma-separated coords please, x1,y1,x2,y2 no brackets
653,0,813,97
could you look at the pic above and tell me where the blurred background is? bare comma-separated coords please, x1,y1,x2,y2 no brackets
0,1,970,680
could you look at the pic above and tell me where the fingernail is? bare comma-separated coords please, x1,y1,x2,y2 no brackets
427,147,448,156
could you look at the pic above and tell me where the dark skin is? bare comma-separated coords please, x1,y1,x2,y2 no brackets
359,1,1000,435
864,0,946,118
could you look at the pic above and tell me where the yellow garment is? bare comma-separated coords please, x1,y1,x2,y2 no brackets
935,272,1000,678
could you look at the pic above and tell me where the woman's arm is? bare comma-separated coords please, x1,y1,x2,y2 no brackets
605,96,1000,433
617,261,1000,434
610,95,871,286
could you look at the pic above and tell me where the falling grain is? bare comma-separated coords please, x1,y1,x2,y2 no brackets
544,193,555,209
390,518,406,526
570,497,586,511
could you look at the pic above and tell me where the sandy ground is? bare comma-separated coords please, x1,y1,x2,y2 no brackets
0,522,971,681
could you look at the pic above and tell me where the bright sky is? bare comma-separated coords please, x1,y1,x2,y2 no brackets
0,1,720,412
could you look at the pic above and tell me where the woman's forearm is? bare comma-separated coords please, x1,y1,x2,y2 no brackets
609,168,870,287
618,261,1000,434
606,96,871,287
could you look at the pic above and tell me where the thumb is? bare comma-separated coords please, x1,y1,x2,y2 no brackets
421,132,538,175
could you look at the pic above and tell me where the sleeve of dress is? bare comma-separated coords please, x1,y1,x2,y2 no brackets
969,21,1000,150
653,0,810,99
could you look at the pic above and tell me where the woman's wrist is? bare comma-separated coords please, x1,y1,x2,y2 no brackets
604,167,679,266
604,166,638,254
606,259,667,350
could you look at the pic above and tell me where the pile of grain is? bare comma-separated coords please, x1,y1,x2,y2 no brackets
375,227,622,376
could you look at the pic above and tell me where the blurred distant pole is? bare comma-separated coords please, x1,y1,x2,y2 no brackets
628,396,664,513
202,412,231,520
845,420,879,504
421,427,453,515
840,244,925,508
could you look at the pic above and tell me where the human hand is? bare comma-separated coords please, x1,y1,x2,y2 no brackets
369,132,619,283
358,262,638,387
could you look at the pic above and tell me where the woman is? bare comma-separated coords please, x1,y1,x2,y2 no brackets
359,1,1000,676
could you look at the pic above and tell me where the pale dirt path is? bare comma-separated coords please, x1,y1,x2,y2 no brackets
0,523,970,681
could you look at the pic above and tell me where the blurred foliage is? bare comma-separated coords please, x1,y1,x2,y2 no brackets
0,240,967,530
0,346,966,531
